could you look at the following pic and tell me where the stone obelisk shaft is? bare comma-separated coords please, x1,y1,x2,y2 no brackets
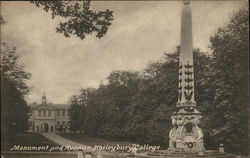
177,1,196,107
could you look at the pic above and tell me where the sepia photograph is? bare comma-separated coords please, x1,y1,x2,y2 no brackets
0,0,249,158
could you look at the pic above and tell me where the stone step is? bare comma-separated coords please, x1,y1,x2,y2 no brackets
136,155,239,158
144,150,245,158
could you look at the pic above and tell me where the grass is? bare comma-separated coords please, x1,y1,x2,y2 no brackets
58,133,134,147
1,152,77,158
1,133,59,151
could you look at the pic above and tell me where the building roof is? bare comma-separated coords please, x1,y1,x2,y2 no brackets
29,95,70,110
29,103,70,110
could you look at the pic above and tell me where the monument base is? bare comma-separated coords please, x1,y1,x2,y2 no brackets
168,139,205,152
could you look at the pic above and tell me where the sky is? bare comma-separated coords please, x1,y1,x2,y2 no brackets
1,0,247,104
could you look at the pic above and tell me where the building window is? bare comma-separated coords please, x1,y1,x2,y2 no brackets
43,110,46,117
62,121,65,126
48,110,51,117
57,110,60,116
62,110,65,116
38,110,41,117
67,110,69,116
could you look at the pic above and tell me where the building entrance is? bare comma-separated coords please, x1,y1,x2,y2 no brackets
50,126,54,133
43,122,49,132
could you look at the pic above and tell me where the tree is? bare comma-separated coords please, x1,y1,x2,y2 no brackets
78,88,95,133
104,71,141,139
1,76,29,135
84,87,105,136
0,43,31,95
83,70,141,139
68,95,82,133
78,88,95,107
30,1,113,40
69,88,95,133
207,7,249,155
1,44,31,144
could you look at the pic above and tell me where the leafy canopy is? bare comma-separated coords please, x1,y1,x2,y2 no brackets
30,1,113,40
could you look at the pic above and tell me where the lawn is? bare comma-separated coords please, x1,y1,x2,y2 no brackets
1,152,77,158
1,133,59,151
58,133,134,147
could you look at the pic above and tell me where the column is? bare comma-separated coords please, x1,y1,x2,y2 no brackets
168,0,205,152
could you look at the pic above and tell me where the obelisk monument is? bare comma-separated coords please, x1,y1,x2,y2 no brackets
168,0,205,152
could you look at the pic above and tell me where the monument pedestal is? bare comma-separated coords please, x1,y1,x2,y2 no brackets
168,109,205,152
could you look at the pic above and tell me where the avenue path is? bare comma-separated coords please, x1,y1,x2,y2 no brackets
41,133,92,149
41,133,95,158
41,133,126,158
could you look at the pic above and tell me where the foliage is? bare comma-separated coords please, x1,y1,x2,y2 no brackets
1,43,31,142
1,43,31,95
207,7,249,155
30,1,113,40
1,76,29,136
68,88,95,133
68,96,81,132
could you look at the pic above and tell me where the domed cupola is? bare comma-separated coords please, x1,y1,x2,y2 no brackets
42,93,47,105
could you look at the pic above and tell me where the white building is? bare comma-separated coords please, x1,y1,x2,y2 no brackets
28,95,70,133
